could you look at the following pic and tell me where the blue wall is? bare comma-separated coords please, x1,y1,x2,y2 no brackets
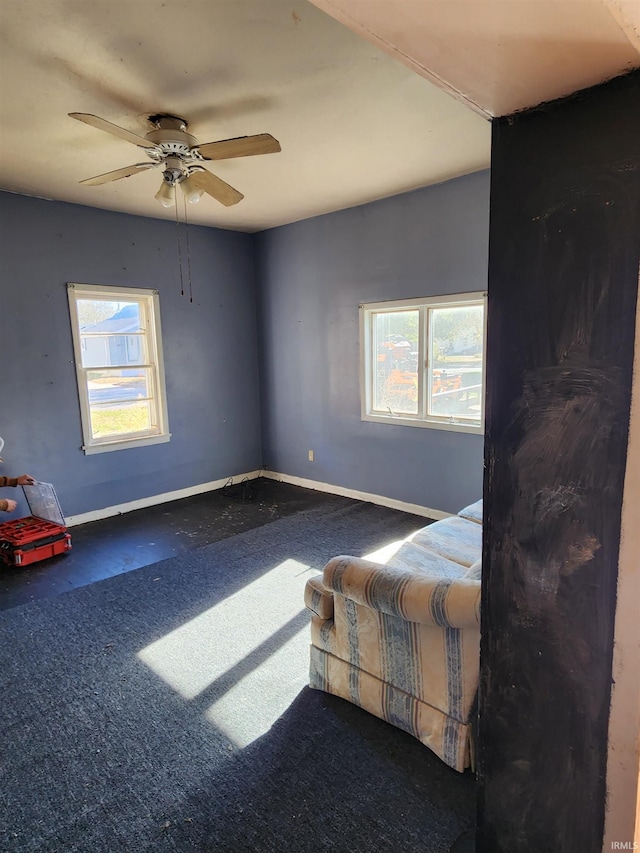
0,193,262,517
0,172,489,520
256,171,490,513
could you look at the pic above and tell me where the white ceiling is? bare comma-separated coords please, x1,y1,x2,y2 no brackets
1,1,638,234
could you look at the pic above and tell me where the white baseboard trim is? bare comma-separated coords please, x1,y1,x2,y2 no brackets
261,470,450,521
65,468,449,527
64,469,263,527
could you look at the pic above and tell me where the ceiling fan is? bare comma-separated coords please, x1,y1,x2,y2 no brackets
69,112,281,207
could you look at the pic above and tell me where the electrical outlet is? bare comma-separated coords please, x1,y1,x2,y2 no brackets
308,450,314,462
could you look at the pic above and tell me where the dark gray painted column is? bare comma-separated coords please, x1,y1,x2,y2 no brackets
478,71,640,851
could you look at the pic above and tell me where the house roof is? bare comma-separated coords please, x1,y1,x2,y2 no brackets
80,304,141,335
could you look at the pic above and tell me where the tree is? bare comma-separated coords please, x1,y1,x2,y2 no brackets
77,299,119,329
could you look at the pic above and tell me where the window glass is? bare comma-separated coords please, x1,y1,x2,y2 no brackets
77,300,146,368
372,310,419,415
428,304,484,423
361,293,485,433
68,284,170,454
90,400,153,440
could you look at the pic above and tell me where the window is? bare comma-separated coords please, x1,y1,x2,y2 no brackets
360,292,486,433
67,283,170,454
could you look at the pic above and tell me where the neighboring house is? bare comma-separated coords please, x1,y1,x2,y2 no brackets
80,305,143,370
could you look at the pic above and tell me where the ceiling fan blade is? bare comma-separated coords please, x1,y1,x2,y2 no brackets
190,170,244,206
69,113,156,149
196,133,281,161
79,163,156,186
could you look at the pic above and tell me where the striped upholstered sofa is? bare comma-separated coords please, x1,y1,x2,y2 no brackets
304,500,482,772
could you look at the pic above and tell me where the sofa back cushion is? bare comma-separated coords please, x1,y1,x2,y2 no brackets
457,499,483,524
409,516,482,567
465,559,482,580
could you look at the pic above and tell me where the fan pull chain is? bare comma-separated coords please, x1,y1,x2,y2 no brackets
183,194,194,303
174,191,185,297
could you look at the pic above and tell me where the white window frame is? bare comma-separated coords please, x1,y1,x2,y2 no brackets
67,283,171,454
360,292,487,434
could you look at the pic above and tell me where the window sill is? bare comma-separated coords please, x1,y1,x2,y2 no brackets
82,432,171,455
361,413,483,435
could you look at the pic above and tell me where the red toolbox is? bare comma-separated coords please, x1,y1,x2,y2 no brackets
0,483,71,567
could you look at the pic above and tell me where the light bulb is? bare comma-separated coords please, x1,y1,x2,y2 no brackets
180,173,204,204
155,180,176,208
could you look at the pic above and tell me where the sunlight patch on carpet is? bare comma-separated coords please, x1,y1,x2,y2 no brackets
205,624,309,746
137,558,312,700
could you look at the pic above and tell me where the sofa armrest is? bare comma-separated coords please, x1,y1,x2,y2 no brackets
323,555,480,628
304,574,334,620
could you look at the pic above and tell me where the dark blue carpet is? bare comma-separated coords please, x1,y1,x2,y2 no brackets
0,496,475,851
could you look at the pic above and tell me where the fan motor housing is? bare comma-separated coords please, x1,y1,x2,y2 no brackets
145,128,197,156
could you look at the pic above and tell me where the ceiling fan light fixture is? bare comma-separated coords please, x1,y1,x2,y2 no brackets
155,179,176,208
71,112,280,209
180,173,204,204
